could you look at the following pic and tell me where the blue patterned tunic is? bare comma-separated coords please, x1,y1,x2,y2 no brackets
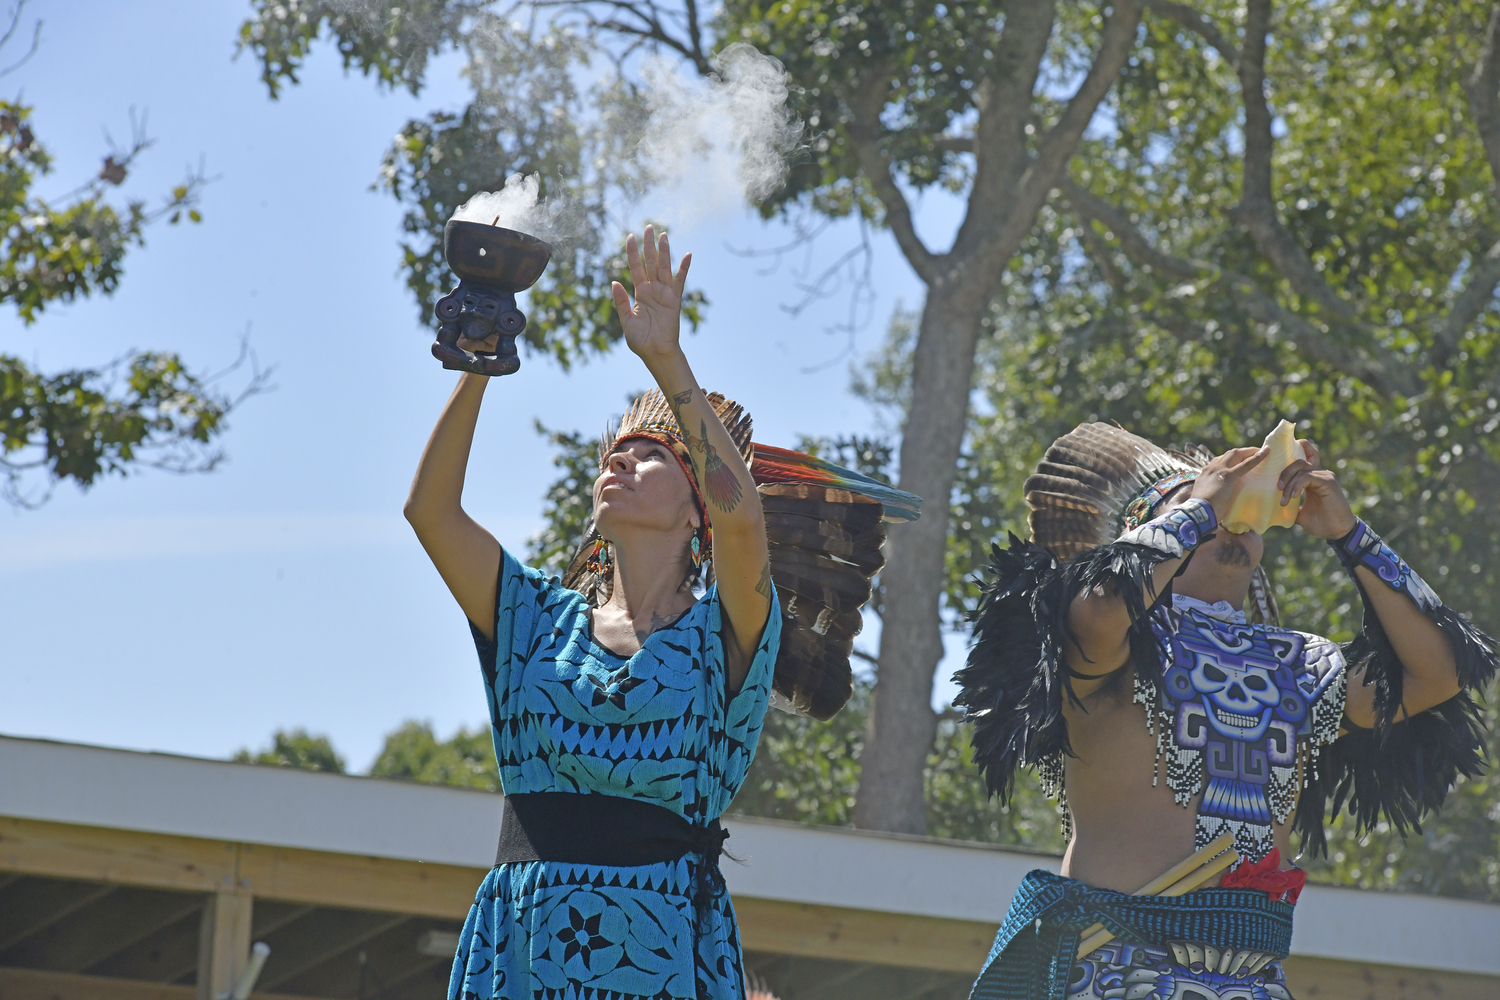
450,550,781,1000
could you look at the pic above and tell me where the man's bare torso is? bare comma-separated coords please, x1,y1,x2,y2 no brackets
1060,660,1298,894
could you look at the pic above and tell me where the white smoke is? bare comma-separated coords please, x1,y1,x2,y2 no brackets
451,174,584,248
638,42,803,218
449,43,801,241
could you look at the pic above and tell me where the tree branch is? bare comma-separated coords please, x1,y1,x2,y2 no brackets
1433,4,1500,363
1061,177,1423,399
845,65,938,282
962,0,1143,266
1031,0,1144,181
1435,239,1500,362
1144,0,1240,67
1462,2,1500,207
1059,177,1203,279
932,136,975,156
1231,0,1363,332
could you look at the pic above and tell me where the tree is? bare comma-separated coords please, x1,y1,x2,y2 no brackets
1,3,266,506
368,719,502,790
233,727,347,772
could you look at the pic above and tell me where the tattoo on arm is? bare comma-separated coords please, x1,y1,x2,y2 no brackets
669,390,747,515
695,418,744,513
754,560,773,598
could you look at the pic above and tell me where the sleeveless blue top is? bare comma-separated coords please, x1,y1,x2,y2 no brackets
449,550,780,1000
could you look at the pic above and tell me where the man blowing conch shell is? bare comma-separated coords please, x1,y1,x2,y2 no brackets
954,422,1496,999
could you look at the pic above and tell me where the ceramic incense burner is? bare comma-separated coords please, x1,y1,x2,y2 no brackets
431,220,553,376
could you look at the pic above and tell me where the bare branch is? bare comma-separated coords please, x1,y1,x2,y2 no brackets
1059,177,1204,279
932,136,975,157
1231,0,1364,335
1071,212,1129,290
537,0,711,74
1225,277,1420,398
845,64,938,282
972,0,1057,177
1144,0,1239,67
963,1,1143,265
1031,1,1144,183
0,0,39,78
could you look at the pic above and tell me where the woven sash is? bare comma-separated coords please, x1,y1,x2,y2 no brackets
968,869,1296,1000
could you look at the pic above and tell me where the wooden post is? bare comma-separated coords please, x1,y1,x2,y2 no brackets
196,892,252,1000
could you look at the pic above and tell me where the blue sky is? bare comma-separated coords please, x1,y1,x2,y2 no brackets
0,1,974,769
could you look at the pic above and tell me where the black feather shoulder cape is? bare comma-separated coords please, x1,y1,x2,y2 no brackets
954,529,1499,856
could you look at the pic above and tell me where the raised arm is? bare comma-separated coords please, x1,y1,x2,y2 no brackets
612,227,771,675
1062,446,1269,696
1276,441,1460,726
402,373,503,640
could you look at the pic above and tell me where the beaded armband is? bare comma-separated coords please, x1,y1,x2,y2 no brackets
1117,497,1218,557
1331,518,1441,612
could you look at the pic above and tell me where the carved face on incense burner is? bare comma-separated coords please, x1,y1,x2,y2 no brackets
431,220,553,376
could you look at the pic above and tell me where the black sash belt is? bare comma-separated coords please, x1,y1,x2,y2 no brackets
495,792,730,916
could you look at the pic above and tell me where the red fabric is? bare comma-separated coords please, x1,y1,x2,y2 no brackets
1220,849,1306,904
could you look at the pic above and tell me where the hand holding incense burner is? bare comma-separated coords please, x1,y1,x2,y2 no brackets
431,220,553,376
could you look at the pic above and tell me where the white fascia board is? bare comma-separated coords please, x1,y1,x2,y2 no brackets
0,735,502,867
1291,882,1500,976
720,815,1059,925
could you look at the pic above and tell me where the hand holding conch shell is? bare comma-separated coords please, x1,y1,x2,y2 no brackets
1215,421,1358,538
1222,421,1306,534
1188,445,1272,526
1276,437,1359,540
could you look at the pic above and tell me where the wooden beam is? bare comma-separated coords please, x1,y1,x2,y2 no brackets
0,818,237,894
1282,955,1500,999
0,819,480,919
235,840,477,918
278,917,449,998
733,896,996,974
196,892,253,1000
0,966,328,1000
87,910,203,984
9,817,1497,991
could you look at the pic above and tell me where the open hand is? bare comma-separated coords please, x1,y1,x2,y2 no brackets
1190,445,1270,525
612,225,692,363
1280,439,1358,540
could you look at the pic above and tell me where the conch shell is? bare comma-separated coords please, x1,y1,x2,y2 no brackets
1223,420,1306,534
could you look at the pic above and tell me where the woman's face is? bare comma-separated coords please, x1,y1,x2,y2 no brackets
593,437,700,540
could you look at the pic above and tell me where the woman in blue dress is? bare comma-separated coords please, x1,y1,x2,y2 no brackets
404,226,782,1000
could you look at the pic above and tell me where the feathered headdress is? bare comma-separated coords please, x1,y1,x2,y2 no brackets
1025,422,1277,624
561,389,922,720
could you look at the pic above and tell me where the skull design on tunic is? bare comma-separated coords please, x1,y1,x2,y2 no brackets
1169,620,1287,741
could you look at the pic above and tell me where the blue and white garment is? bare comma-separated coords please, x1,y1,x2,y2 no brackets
450,549,781,1000
1137,594,1346,862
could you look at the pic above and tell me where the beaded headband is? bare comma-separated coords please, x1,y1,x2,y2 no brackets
1122,470,1200,531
